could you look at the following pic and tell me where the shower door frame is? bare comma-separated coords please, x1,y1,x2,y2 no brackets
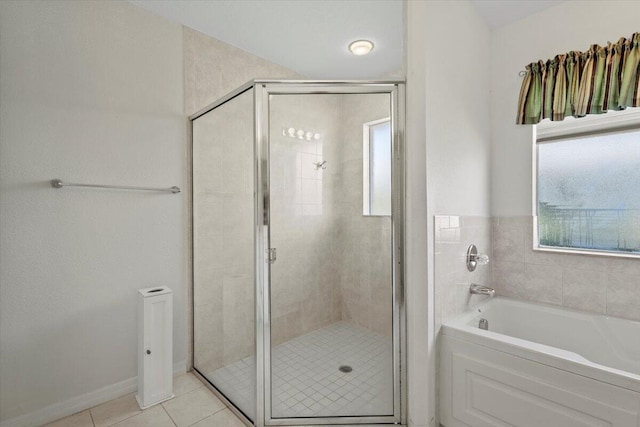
189,81,260,426
190,80,406,427
256,81,406,427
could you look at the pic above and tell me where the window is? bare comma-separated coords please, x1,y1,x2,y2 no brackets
363,118,391,216
534,109,640,256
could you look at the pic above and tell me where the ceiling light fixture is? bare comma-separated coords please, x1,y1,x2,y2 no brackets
348,40,374,56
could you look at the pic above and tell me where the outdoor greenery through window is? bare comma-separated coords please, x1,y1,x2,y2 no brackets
535,114,640,255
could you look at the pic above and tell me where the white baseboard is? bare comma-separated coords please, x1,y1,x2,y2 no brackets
173,359,187,375
0,361,187,427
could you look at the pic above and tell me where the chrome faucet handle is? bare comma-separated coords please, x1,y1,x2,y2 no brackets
466,244,490,271
475,253,490,265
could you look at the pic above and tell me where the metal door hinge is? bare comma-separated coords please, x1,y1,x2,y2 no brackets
267,248,277,264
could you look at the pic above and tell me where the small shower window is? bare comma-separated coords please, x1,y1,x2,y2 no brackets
363,118,391,216
534,109,640,256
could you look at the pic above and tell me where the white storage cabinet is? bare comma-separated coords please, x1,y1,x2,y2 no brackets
136,286,174,409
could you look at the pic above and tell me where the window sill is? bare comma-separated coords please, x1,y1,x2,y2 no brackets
533,245,640,259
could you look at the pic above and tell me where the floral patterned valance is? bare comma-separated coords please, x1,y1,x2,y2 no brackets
516,32,640,125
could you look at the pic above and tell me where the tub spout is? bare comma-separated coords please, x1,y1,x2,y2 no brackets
470,283,495,297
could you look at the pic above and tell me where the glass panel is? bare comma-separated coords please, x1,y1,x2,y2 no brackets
192,89,256,420
537,129,640,253
369,121,392,216
269,93,394,419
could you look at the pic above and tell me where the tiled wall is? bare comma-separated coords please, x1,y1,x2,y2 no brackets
183,27,300,115
492,216,640,321
269,94,343,345
336,94,393,337
192,90,256,374
188,27,396,366
270,93,394,341
187,28,299,372
193,89,395,369
434,215,493,334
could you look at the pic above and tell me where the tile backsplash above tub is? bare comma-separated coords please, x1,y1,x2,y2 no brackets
492,216,640,322
435,215,640,329
434,215,493,334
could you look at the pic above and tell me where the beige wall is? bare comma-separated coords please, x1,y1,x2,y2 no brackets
0,1,185,424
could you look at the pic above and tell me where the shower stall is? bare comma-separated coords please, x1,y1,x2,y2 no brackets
190,81,405,426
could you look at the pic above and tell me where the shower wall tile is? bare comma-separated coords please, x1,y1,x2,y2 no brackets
492,215,640,321
187,27,301,368
562,269,606,313
193,303,223,373
269,94,343,345
192,65,396,363
492,219,524,263
336,94,394,337
192,90,256,370
183,27,300,116
522,263,562,305
492,261,526,299
606,278,640,320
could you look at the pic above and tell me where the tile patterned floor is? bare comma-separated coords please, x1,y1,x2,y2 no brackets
44,373,245,427
207,321,393,420
47,321,392,427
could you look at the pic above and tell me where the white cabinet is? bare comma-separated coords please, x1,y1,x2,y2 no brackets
136,286,174,409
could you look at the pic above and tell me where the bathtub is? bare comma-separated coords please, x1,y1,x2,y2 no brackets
439,297,640,427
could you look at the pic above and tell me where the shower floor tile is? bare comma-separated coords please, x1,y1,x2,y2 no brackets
205,321,393,420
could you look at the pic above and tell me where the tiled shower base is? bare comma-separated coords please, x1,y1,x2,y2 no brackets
204,321,393,421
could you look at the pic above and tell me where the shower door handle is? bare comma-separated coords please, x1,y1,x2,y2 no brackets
268,248,277,264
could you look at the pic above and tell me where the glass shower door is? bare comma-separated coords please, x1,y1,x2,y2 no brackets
265,90,399,423
192,88,256,421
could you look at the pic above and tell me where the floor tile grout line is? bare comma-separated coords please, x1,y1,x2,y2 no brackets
97,407,142,427
89,408,96,427
184,405,228,427
160,403,178,427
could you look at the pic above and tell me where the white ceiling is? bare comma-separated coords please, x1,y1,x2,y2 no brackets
471,0,564,29
129,0,404,79
129,0,565,79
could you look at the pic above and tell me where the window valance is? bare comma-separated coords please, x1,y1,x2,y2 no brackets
516,32,639,125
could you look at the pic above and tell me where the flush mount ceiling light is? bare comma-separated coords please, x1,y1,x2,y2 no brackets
348,40,374,56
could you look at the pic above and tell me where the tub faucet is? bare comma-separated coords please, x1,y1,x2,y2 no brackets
470,283,495,297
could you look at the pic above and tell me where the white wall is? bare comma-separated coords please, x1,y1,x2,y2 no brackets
405,1,430,425
0,1,185,424
424,2,491,218
491,1,640,216
406,1,491,426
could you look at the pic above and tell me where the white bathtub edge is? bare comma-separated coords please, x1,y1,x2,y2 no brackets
442,312,640,394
